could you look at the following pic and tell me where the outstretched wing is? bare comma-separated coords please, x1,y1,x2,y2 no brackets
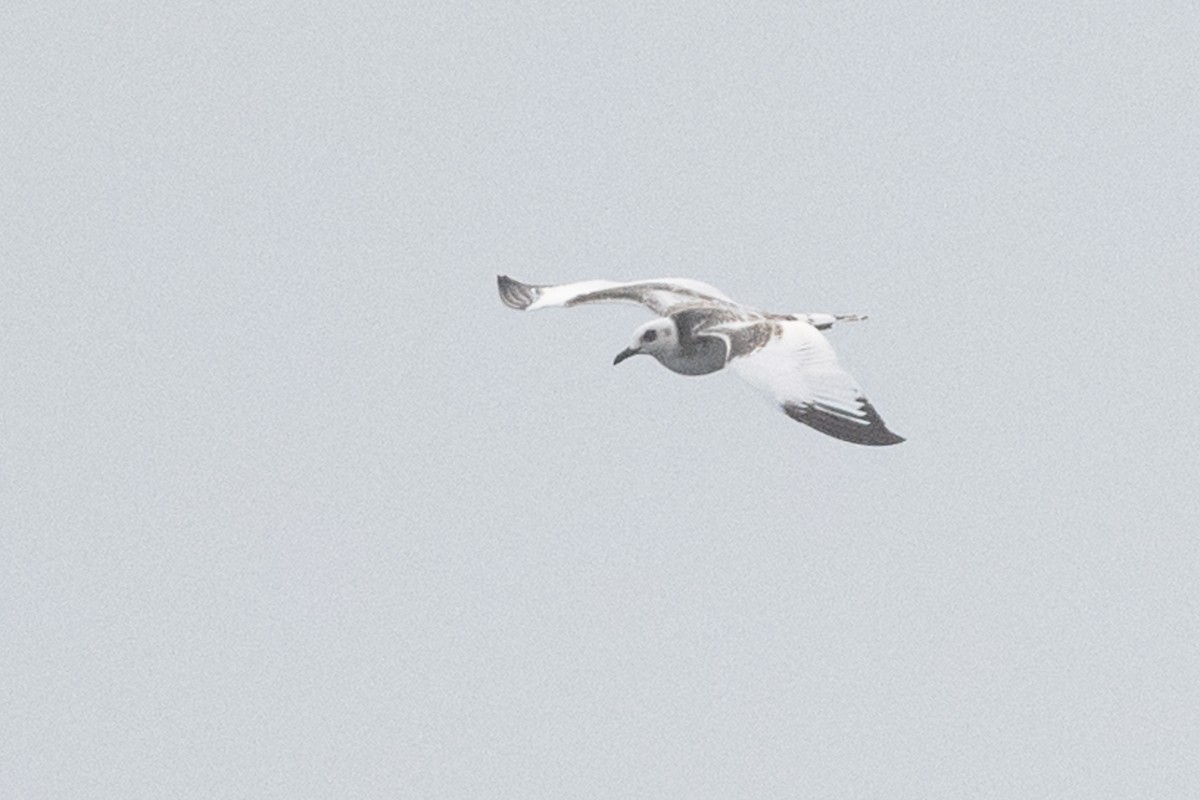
723,319,904,446
498,275,737,316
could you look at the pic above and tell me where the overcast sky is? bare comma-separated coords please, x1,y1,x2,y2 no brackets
3,2,1198,798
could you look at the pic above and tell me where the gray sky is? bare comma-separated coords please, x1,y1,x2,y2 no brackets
3,2,1198,798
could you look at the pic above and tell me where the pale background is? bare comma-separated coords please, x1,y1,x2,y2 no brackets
3,2,1198,798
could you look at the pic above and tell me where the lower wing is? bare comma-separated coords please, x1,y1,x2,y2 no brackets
723,319,904,446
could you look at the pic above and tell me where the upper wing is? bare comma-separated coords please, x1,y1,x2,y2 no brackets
722,319,904,446
498,275,737,316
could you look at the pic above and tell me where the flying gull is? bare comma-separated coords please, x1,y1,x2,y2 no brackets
497,275,904,446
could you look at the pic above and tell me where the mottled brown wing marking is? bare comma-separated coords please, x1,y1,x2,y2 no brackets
566,283,720,315
724,321,780,360
565,286,653,306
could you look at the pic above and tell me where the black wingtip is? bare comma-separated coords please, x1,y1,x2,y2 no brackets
782,399,905,446
497,274,537,310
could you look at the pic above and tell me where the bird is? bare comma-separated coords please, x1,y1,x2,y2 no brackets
497,275,904,446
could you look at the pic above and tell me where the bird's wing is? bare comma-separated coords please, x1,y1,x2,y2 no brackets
498,275,737,316
718,318,904,446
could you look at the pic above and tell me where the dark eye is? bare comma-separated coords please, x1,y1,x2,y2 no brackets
642,330,657,343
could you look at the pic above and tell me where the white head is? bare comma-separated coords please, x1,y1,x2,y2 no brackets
613,318,677,365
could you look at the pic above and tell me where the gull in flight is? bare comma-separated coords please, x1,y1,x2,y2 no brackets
497,275,904,446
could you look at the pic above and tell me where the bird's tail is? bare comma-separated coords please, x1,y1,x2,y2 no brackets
791,312,868,331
